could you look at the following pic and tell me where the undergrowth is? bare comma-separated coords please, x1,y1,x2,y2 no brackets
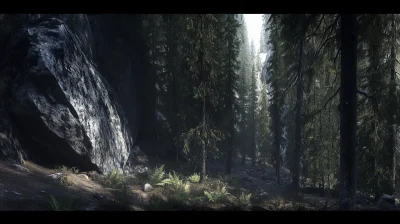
204,181,230,203
237,191,252,208
55,166,79,174
148,165,165,186
104,169,125,189
49,194,77,211
158,171,190,202
188,173,200,183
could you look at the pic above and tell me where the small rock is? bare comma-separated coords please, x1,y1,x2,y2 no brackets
379,194,395,205
78,174,89,180
144,183,153,192
93,193,103,200
356,198,369,205
377,194,396,209
260,192,269,199
12,191,21,196
48,173,64,179
135,166,148,174
11,164,29,173
40,191,47,194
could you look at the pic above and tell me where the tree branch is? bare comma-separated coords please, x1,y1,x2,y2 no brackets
322,15,340,39
314,36,336,59
356,88,378,106
306,14,325,39
301,87,340,120
334,46,341,65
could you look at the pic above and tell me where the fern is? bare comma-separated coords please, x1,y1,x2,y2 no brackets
148,165,165,186
157,171,190,202
49,195,60,211
203,182,230,203
237,192,252,208
49,194,76,211
204,191,215,203
104,169,125,189
188,173,200,183
55,166,79,174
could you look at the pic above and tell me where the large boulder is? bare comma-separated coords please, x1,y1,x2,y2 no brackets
377,194,396,210
0,102,24,163
0,18,133,174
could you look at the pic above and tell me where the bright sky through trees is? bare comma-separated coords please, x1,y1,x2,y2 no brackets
244,14,263,53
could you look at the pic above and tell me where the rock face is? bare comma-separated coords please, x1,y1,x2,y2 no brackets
0,102,24,163
0,18,133,174
377,194,396,210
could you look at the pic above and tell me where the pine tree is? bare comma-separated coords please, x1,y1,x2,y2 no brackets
223,14,241,174
182,14,224,183
250,62,258,167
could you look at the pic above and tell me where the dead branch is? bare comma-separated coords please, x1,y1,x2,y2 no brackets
306,15,325,39
334,46,341,64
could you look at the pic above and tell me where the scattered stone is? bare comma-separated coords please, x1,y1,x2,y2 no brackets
40,191,47,194
12,191,21,196
260,192,269,200
11,164,29,173
379,194,395,205
78,174,89,180
84,204,97,211
356,198,369,205
48,173,64,180
144,183,153,192
93,193,103,200
134,166,148,174
251,205,268,211
377,194,396,210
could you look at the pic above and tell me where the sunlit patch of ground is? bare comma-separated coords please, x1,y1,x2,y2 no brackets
0,160,391,211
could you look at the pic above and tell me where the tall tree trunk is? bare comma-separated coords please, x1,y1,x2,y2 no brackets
293,23,305,190
339,14,357,210
201,96,207,182
388,13,397,194
199,14,207,183
319,109,325,197
252,101,256,168
273,79,281,185
226,16,234,174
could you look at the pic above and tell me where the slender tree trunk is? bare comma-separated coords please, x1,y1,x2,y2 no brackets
339,14,357,211
273,79,281,185
319,110,325,197
252,101,256,168
201,96,207,182
388,14,397,194
226,17,234,174
293,25,305,190
199,14,207,183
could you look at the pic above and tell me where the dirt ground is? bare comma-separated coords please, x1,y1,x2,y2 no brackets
0,160,396,211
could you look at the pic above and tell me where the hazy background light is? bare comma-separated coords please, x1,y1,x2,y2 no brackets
244,14,263,53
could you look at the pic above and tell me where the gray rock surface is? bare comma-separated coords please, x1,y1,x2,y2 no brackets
377,194,396,209
143,183,153,192
0,18,133,174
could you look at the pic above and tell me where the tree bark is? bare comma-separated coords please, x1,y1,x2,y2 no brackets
388,13,397,194
226,15,234,174
273,80,281,185
339,14,357,211
199,14,207,183
252,98,256,168
293,20,305,190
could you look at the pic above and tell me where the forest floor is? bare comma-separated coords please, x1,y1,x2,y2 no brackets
0,159,397,211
